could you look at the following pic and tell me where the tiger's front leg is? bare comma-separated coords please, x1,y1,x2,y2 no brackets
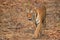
34,18,43,38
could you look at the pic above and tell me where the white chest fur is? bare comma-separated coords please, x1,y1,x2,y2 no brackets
36,13,40,25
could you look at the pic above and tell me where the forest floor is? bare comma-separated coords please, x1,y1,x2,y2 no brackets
0,0,60,40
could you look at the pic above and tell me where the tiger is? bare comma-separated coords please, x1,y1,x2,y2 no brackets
27,5,46,38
